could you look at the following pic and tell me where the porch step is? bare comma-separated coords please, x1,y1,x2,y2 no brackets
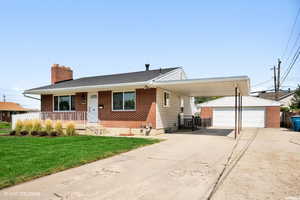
86,125,105,135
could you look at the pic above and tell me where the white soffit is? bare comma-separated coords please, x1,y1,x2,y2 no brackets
152,76,250,96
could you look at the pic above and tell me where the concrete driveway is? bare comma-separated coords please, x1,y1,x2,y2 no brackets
0,129,236,200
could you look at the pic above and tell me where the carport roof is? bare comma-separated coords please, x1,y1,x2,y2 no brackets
152,76,250,96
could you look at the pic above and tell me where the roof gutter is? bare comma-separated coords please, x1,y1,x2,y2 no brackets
23,94,41,101
152,76,250,86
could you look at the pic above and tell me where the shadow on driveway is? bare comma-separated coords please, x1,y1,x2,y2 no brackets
171,128,234,137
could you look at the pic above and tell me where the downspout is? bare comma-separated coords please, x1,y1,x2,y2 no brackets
23,93,41,101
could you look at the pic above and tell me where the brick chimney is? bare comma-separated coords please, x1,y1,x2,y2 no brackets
51,64,73,84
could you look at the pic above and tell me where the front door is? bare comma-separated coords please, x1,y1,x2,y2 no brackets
88,93,98,123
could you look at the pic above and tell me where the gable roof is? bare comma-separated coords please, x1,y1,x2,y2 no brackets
258,91,295,101
25,67,179,94
0,102,29,111
197,96,281,107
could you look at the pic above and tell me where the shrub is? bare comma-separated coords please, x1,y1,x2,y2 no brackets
66,122,76,136
280,107,290,112
39,131,48,137
15,120,23,135
54,120,64,136
44,119,53,134
23,120,33,134
32,120,42,132
20,130,29,136
9,130,16,136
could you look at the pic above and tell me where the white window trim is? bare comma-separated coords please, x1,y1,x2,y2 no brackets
163,91,171,108
111,90,136,111
53,95,76,112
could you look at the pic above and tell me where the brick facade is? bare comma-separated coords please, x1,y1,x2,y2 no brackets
41,94,53,112
200,107,213,119
75,92,87,111
265,106,280,128
51,64,73,84
98,88,156,129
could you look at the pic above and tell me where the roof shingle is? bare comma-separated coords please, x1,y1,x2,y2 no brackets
26,67,179,92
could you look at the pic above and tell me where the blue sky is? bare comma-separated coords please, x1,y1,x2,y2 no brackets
0,0,299,109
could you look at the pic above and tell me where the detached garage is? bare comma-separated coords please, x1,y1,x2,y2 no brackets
198,96,281,128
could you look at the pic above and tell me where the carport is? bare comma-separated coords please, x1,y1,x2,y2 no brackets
152,76,250,139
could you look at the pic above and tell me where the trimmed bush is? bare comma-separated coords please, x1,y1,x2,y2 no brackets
54,120,64,136
15,120,23,135
44,119,53,134
9,130,16,136
66,122,76,136
39,131,48,137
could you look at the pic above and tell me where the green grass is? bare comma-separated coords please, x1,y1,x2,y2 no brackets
0,121,11,129
0,122,11,135
0,136,160,189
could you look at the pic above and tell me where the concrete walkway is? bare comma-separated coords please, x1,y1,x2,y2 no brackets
0,128,237,200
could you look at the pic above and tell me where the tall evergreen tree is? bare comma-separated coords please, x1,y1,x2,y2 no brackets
290,85,300,110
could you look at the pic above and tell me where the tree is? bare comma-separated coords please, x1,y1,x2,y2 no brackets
194,96,220,104
290,85,300,110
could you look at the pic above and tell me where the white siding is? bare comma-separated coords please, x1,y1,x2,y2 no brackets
279,95,294,107
183,96,197,115
156,88,181,130
155,68,187,81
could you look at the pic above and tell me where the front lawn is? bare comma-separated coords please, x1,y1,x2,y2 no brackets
0,121,11,135
0,136,160,189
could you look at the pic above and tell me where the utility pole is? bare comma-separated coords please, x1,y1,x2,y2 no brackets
277,58,281,91
2,94,6,102
273,65,277,93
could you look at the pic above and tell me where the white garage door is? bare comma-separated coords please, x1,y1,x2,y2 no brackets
213,107,265,128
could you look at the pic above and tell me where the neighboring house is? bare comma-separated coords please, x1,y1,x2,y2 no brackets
24,64,250,135
197,96,281,128
0,102,29,122
258,90,295,108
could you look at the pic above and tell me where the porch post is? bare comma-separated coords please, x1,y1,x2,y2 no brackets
234,87,238,139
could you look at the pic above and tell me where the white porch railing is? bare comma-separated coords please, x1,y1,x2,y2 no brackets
41,111,87,121
12,111,87,129
12,112,41,129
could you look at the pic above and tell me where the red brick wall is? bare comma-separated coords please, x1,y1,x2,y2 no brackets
41,94,53,112
98,88,156,128
51,64,73,84
265,106,280,128
75,92,87,111
200,107,213,119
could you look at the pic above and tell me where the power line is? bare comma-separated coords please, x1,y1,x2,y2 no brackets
282,7,300,60
251,78,273,87
285,32,300,64
281,44,300,85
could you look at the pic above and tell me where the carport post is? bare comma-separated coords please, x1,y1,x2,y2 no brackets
238,92,242,134
234,87,238,139
240,95,243,131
